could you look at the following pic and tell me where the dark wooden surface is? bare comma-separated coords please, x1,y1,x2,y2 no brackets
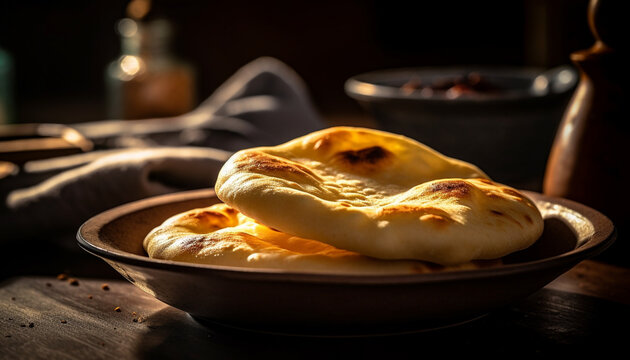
1,109,627,357
1,259,629,359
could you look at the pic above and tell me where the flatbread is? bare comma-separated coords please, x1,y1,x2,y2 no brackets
143,203,500,274
215,126,543,265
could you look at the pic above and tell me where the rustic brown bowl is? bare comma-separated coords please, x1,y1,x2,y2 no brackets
76,189,615,337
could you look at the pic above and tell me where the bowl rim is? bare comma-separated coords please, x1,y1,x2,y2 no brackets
344,65,571,103
77,188,616,285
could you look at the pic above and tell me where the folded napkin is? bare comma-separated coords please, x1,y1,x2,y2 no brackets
74,56,322,151
1,57,324,240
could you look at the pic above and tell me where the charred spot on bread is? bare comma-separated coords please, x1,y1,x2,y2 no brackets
427,180,471,198
338,146,390,164
334,146,394,172
237,151,320,179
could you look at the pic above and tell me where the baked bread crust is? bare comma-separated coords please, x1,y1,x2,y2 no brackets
143,203,500,274
215,127,543,265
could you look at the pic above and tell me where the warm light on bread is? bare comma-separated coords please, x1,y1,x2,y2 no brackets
215,126,544,265
143,203,501,274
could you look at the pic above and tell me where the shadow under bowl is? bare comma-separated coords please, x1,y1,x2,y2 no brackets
77,189,614,337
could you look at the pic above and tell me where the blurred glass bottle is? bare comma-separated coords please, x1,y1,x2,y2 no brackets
0,46,14,124
105,16,196,120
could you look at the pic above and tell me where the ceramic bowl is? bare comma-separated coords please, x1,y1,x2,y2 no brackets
77,188,615,337
344,66,578,190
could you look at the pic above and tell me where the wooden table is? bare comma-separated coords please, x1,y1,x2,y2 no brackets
1,256,629,359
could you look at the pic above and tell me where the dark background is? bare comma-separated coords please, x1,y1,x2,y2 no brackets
1,0,593,124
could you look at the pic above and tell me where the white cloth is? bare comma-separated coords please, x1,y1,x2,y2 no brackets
74,56,322,150
0,57,324,239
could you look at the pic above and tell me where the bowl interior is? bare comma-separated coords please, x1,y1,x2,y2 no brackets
345,66,577,102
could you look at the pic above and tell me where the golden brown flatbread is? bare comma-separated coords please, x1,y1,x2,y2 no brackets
215,126,543,265
143,203,501,274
